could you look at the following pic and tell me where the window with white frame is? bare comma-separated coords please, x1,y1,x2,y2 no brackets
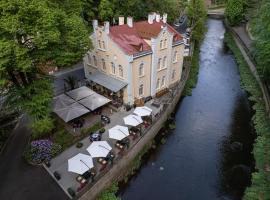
172,69,176,80
93,55,97,66
161,76,166,87
111,62,116,74
173,51,177,62
158,58,162,70
139,63,144,76
139,84,144,96
163,56,167,68
156,78,160,89
164,39,167,48
119,65,123,77
102,41,105,49
102,59,106,70
160,40,163,49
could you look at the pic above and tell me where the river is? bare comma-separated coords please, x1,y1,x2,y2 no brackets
118,19,255,200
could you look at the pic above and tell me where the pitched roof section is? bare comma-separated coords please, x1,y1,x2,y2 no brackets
109,21,183,56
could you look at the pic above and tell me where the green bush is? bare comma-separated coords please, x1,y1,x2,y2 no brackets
80,122,103,137
224,32,270,200
225,0,246,26
52,129,74,150
31,117,54,140
97,182,119,200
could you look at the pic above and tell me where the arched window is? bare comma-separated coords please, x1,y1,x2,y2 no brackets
119,65,123,77
139,63,144,76
161,76,166,87
160,40,163,49
156,78,160,89
102,59,106,70
93,55,97,66
163,56,167,68
173,51,177,62
164,39,167,48
139,84,144,96
111,62,116,74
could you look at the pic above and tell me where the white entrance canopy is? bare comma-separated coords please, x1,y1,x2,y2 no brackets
123,114,143,126
54,102,90,122
52,94,75,111
68,153,94,175
133,106,152,117
86,141,112,158
66,86,95,101
108,125,129,140
79,93,111,111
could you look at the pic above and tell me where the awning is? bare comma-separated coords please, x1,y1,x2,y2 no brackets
78,93,111,111
54,102,90,122
66,86,95,101
88,71,127,92
52,94,76,111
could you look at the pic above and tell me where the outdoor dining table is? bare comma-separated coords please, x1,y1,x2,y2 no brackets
89,133,101,142
98,158,108,171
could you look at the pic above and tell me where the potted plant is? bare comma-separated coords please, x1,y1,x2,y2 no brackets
76,142,83,148
99,128,105,134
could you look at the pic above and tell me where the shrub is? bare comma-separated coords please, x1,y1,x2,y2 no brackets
31,117,54,140
225,0,246,26
52,129,74,150
97,183,119,200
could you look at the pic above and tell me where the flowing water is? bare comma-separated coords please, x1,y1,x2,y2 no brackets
118,19,255,200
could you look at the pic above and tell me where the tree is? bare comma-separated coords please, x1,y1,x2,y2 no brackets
98,0,114,22
251,0,270,83
225,0,246,26
187,0,207,43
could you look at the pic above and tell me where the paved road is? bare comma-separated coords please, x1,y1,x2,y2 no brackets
0,116,68,200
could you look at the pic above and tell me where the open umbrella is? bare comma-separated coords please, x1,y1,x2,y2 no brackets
87,141,112,158
68,153,94,175
123,114,143,126
109,125,129,140
133,106,152,117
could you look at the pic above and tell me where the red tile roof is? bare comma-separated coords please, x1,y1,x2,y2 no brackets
109,20,183,55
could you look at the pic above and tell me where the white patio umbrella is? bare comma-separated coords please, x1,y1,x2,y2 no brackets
68,153,94,175
123,114,143,126
133,106,152,117
108,125,129,140
86,141,112,158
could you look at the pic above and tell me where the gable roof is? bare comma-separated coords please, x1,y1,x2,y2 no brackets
109,20,183,56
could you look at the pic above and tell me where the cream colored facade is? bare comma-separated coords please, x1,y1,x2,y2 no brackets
83,14,184,105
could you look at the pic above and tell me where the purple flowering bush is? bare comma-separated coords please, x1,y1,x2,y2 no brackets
25,139,61,164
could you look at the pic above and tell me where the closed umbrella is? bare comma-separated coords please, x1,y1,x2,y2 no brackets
133,106,152,117
123,114,143,126
109,125,129,140
87,141,112,158
68,153,94,175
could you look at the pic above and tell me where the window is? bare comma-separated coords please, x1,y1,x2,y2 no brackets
139,63,144,76
163,56,167,68
158,58,162,70
173,51,177,62
164,39,167,48
93,55,97,66
102,41,105,49
111,62,116,74
98,40,101,48
119,65,123,77
160,40,163,49
139,84,144,96
87,53,92,64
156,78,160,89
102,59,106,70
161,76,166,87
172,69,176,80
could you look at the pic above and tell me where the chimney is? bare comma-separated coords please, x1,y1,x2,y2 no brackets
148,13,153,24
162,13,167,23
156,13,161,22
119,16,124,25
92,19,98,30
127,16,133,28
104,21,110,34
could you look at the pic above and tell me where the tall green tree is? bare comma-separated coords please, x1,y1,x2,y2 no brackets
251,0,270,83
225,0,246,26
